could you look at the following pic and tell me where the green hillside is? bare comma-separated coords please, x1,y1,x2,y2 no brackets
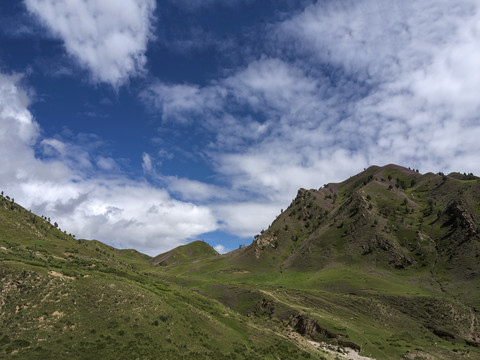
2,164,480,359
149,240,218,266
157,165,480,359
0,196,318,359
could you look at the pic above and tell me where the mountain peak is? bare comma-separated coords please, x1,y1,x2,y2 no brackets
234,165,480,284
149,240,219,266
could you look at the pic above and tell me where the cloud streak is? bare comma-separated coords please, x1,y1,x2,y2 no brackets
24,0,156,87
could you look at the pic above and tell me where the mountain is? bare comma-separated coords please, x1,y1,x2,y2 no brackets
157,165,480,359
2,164,480,359
241,165,480,275
149,240,218,266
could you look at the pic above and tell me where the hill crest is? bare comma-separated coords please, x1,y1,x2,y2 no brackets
149,240,219,266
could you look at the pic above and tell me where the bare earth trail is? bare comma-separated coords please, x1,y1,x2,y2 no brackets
307,340,376,360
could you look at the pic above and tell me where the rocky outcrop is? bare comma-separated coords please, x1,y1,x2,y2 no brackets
338,339,361,352
289,314,362,351
289,314,337,340
254,234,278,258
363,235,413,269
446,200,478,235
433,328,455,341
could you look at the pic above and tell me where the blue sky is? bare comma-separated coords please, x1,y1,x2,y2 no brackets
1,0,480,256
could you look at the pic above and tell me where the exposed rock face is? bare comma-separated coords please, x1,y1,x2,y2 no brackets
433,328,455,341
260,298,274,312
254,234,278,259
249,298,276,318
446,200,478,235
289,314,362,351
363,235,413,269
466,340,480,348
289,314,337,340
338,339,361,352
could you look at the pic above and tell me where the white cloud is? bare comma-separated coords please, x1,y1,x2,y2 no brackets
0,72,217,256
41,138,67,156
142,56,369,236
96,157,118,171
217,149,367,202
164,176,229,202
408,11,480,118
145,55,366,192
142,152,153,173
24,0,156,87
0,73,38,144
277,0,472,82
213,244,229,254
40,137,95,172
0,73,71,186
142,82,223,124
143,57,333,150
225,58,318,111
214,202,282,238
48,183,218,254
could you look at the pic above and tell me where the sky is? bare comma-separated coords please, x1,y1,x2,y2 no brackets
1,0,480,256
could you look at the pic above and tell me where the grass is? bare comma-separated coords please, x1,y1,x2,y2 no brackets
153,260,477,359
0,198,322,359
154,165,480,359
149,240,219,266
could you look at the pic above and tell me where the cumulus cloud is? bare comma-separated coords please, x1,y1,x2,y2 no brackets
142,82,223,124
214,244,229,254
213,202,283,238
224,57,318,111
96,157,118,171
145,56,366,193
0,73,71,186
47,183,218,254
143,58,334,151
276,0,471,81
24,0,156,87
0,72,217,255
164,176,230,202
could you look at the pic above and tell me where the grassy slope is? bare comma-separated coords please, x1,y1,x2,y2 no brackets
0,197,319,359
157,165,480,359
149,240,219,266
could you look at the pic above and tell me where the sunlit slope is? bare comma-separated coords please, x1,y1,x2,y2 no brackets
157,165,480,359
149,240,218,266
0,195,317,359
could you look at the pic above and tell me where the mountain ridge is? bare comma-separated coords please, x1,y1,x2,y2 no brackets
149,240,218,266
